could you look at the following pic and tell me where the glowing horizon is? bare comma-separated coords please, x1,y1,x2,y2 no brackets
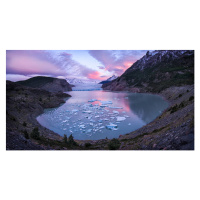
6,50,148,82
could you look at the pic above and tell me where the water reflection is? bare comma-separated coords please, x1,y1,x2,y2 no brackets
128,93,168,123
37,91,168,140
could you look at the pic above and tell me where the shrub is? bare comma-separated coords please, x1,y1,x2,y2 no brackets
179,102,185,108
23,122,27,127
170,104,178,114
23,130,29,139
108,138,120,150
63,134,68,144
85,143,92,148
178,94,182,98
30,127,40,140
68,134,77,145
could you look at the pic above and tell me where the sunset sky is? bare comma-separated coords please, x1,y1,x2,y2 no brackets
6,50,148,82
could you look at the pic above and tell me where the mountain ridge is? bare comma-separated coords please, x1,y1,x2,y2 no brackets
99,75,118,84
102,50,194,93
17,76,72,92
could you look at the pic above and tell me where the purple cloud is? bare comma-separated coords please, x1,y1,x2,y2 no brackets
88,50,147,76
6,50,96,81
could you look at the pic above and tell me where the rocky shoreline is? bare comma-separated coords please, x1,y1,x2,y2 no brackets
117,85,194,150
78,85,194,150
6,81,71,150
6,80,194,150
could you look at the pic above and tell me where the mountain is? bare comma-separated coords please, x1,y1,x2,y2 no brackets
99,75,118,84
6,80,71,150
66,78,102,91
17,76,72,92
102,50,194,93
67,78,98,85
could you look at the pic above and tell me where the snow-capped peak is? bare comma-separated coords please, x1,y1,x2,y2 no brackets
106,75,118,82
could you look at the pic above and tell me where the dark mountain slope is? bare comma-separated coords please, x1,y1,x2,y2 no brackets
17,76,72,92
6,81,71,150
103,50,194,93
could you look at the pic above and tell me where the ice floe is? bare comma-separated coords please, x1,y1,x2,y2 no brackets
88,99,97,102
100,101,113,105
109,106,123,109
82,110,92,114
106,123,118,130
116,116,126,122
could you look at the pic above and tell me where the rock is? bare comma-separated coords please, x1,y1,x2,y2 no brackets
153,144,157,148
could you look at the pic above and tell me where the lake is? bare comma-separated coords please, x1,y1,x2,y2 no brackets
37,90,168,140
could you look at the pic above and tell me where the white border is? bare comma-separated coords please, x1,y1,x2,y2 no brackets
0,1,199,200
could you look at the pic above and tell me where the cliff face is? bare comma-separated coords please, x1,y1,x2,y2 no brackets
102,50,194,93
17,76,72,92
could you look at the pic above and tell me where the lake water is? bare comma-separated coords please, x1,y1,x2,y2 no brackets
37,91,168,140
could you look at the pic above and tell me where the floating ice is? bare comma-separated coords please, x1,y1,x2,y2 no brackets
82,110,92,114
109,107,123,109
86,129,92,133
128,123,131,125
79,125,86,129
101,101,113,105
113,110,119,114
88,99,97,102
116,116,126,122
106,123,118,130
72,109,79,112
100,105,108,107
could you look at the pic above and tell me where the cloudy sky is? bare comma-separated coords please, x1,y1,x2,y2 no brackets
6,50,148,82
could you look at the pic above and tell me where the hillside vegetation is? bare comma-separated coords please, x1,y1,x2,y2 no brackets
103,50,194,93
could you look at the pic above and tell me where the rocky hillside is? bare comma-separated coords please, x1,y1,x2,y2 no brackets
102,50,194,93
99,50,195,150
17,76,72,92
6,80,194,150
6,81,71,150
118,85,194,150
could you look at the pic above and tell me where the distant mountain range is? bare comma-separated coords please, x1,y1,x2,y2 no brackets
99,75,118,84
66,78,98,85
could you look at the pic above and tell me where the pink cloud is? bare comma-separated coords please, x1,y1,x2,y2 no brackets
6,50,97,80
7,53,63,75
88,71,108,80
89,50,147,76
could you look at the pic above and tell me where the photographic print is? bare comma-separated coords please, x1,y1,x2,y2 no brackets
6,50,194,150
